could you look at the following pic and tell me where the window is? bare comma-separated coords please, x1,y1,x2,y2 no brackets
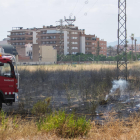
72,47,78,49
72,52,77,54
72,32,78,34
71,37,78,39
72,42,78,44
0,63,11,77
92,37,96,41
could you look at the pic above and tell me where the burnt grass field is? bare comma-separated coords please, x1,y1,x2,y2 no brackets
2,64,140,119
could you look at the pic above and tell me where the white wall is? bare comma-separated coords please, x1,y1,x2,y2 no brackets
64,31,68,55
25,44,32,56
80,36,85,54
0,47,4,53
33,31,37,44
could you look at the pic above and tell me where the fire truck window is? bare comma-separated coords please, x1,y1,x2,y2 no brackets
0,63,11,77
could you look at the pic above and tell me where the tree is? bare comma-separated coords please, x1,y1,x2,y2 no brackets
130,33,134,61
135,39,137,60
96,41,101,56
108,46,113,56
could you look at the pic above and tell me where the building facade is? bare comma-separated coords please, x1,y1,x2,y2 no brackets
0,47,4,53
7,25,107,61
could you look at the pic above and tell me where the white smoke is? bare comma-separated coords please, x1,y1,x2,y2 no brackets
105,79,129,101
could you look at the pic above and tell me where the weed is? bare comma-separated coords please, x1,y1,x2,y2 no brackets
37,111,90,138
32,97,51,115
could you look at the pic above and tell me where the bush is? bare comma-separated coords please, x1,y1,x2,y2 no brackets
32,97,51,115
0,110,8,130
37,111,90,138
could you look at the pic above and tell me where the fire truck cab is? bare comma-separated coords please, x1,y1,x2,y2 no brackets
0,53,19,110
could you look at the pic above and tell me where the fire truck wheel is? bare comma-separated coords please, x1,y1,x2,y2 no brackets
0,98,2,111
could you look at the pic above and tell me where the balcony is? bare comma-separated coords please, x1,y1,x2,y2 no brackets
9,40,26,43
85,38,91,40
38,38,60,41
12,44,25,46
85,44,92,46
8,34,26,38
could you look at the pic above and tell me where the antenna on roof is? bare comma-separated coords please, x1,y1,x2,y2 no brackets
64,16,76,25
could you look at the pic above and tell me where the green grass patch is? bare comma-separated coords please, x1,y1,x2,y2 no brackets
31,97,51,115
37,111,90,138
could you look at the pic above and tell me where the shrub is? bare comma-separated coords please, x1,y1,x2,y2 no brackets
0,110,8,130
32,97,51,115
37,111,90,138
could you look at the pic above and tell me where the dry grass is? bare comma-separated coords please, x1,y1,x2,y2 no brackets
88,115,140,140
17,61,140,72
17,64,116,72
1,114,140,140
4,62,139,139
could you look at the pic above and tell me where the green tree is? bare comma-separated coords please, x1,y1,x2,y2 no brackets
96,41,101,56
130,33,134,61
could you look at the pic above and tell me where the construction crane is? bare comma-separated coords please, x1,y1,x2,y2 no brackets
117,0,127,80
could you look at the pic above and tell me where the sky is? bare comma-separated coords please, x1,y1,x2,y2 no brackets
0,0,140,43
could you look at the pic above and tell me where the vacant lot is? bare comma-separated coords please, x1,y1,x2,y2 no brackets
2,63,140,117
1,63,140,139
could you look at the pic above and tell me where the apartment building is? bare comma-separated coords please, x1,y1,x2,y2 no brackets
7,25,107,61
36,25,86,55
7,27,37,58
85,35,107,56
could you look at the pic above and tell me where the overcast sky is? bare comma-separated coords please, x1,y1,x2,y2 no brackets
0,0,139,43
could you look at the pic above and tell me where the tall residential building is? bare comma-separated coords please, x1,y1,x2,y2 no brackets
7,25,107,61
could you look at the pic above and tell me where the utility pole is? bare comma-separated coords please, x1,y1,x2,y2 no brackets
117,0,127,80
56,19,64,61
64,16,76,64
135,39,137,61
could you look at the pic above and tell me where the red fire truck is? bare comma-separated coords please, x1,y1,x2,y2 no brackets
0,53,19,110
